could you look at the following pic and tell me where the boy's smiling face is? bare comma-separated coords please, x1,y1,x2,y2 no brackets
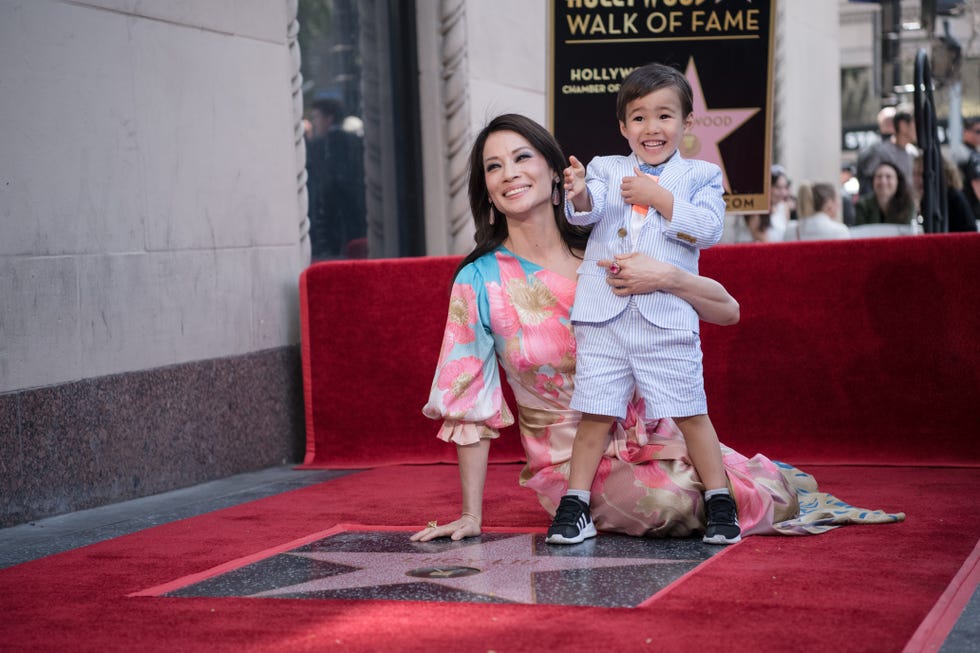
619,86,693,167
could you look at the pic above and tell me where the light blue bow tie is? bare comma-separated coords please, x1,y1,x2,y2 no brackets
639,162,665,176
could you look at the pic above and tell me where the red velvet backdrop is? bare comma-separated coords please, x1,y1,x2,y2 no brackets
300,234,980,469
300,255,524,468
699,233,980,466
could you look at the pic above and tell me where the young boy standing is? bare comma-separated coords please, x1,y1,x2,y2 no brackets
546,62,740,545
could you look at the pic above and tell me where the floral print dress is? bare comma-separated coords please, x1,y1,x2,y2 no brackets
423,248,903,537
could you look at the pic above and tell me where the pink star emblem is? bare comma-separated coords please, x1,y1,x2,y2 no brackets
682,57,760,193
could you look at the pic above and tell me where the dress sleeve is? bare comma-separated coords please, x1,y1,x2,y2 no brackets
422,262,514,445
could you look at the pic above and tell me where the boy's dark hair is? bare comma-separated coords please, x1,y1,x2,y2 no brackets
616,63,693,123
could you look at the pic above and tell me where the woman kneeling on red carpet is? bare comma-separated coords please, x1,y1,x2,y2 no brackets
412,114,904,544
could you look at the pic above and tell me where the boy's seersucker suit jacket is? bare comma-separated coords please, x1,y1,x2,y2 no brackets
566,152,725,333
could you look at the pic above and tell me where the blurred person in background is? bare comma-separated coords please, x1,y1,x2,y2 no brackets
958,117,980,222
783,182,850,241
854,161,917,226
839,163,858,226
912,155,978,233
728,165,793,243
306,95,367,259
855,106,895,195
856,108,916,197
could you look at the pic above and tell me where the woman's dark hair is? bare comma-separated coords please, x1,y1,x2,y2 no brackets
455,114,591,278
874,161,916,224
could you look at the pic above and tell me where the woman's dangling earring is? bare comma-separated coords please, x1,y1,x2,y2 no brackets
552,178,561,206
488,198,495,226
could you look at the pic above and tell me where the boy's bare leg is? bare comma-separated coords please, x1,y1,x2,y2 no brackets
675,413,741,544
567,413,616,491
674,413,726,490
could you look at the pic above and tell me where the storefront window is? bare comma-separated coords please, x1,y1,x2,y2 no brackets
299,0,424,260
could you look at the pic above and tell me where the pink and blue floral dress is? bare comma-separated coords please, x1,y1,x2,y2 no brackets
423,248,903,537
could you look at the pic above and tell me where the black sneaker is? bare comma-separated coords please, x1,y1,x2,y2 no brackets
703,493,741,544
545,495,597,544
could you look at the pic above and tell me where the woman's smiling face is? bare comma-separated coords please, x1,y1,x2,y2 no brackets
872,163,899,201
482,130,555,218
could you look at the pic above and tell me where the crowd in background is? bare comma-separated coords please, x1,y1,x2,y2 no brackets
303,95,980,255
722,109,980,244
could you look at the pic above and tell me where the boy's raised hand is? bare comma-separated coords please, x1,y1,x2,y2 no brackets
563,155,591,212
620,166,660,207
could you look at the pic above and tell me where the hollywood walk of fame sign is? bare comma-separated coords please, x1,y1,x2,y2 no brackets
132,528,722,608
549,0,775,213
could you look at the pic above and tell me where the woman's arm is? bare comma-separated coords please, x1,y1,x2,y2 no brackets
597,252,740,326
409,438,489,542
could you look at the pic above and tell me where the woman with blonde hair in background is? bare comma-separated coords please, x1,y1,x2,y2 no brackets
783,182,851,241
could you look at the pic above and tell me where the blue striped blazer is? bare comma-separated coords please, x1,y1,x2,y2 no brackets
566,152,725,332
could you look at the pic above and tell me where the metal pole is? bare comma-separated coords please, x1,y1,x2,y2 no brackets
914,49,948,234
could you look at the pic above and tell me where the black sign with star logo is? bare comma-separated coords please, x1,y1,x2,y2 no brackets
549,0,775,213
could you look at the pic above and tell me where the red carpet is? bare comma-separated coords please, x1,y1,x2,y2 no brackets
1,463,976,652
